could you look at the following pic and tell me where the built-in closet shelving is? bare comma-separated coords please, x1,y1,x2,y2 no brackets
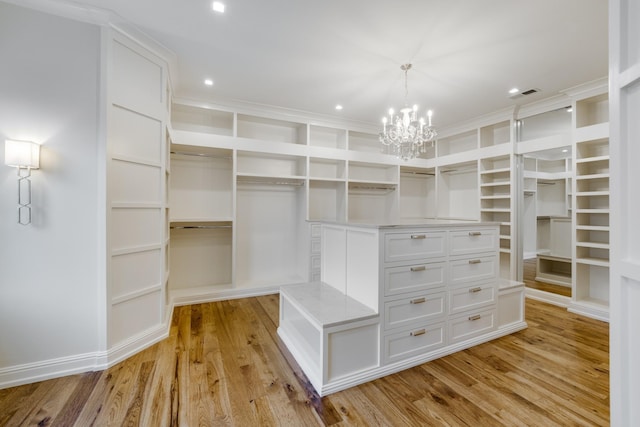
480,155,513,278
166,80,609,321
570,92,610,320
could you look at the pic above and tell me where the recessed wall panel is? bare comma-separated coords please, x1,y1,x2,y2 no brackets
111,208,162,251
111,106,162,163
111,160,162,204
111,249,161,299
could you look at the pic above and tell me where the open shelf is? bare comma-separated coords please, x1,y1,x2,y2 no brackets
237,114,307,144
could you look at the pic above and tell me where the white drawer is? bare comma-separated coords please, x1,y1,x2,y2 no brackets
449,308,496,343
449,282,497,314
383,321,446,364
450,255,497,286
384,231,446,263
449,228,498,257
310,255,321,270
384,290,446,331
384,262,446,296
310,223,322,238
311,238,321,254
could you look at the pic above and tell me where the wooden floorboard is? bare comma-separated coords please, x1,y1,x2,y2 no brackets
0,297,609,426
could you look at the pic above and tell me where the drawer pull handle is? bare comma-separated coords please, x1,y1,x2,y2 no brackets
469,287,482,293
410,266,426,272
411,234,426,239
468,231,482,236
410,329,426,336
410,297,426,304
468,259,482,264
469,315,481,321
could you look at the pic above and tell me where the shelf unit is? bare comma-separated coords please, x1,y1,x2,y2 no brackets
570,93,610,320
480,155,514,279
166,84,609,314
168,146,234,294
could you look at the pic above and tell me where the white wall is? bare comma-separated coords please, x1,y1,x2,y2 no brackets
0,3,101,377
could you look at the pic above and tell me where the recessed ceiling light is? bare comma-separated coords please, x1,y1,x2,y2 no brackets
566,106,573,112
562,149,569,153
335,105,343,111
204,79,214,86
509,88,519,94
212,1,225,13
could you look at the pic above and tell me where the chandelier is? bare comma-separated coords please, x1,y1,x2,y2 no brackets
379,64,437,161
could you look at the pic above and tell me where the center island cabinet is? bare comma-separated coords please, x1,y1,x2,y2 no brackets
278,220,527,396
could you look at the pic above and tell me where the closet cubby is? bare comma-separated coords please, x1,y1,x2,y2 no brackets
571,91,610,318
437,161,478,220
480,120,511,147
575,94,609,128
309,157,346,180
236,151,306,179
237,114,307,144
309,125,347,149
399,167,436,219
171,104,234,136
436,130,477,156
518,107,572,142
348,161,398,184
348,131,380,153
169,221,233,290
169,145,233,221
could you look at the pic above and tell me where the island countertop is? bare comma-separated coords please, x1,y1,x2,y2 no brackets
314,218,500,230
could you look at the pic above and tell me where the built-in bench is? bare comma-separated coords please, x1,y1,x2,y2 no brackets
278,282,380,394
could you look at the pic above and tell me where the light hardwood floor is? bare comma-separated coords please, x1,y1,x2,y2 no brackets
0,296,608,426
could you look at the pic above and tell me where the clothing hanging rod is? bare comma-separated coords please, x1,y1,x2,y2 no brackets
171,150,231,159
401,171,436,176
170,225,232,229
237,179,305,187
349,184,396,191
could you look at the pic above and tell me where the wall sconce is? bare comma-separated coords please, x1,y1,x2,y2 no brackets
5,140,40,225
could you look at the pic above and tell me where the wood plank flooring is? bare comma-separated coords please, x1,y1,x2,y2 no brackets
0,296,609,426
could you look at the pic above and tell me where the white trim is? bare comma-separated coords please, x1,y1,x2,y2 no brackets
0,316,171,390
279,321,527,396
170,285,281,307
524,288,571,308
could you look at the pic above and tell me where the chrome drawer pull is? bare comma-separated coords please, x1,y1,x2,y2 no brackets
469,314,481,321
410,266,426,272
410,329,426,336
468,259,482,264
411,234,426,239
469,287,482,293
468,231,482,236
410,297,426,304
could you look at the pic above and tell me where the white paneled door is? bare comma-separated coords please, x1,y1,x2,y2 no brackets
609,0,640,424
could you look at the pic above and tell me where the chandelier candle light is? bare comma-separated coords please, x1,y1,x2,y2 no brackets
379,64,437,161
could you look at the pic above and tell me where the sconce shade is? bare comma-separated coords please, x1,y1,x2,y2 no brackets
5,140,40,169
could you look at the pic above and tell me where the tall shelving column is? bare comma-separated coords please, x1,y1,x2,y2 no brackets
570,93,610,321
479,120,514,279
480,155,513,279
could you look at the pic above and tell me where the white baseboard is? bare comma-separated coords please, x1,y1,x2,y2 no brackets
0,286,281,390
525,287,571,307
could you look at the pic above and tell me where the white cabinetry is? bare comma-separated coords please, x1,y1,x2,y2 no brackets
570,92,610,320
106,31,169,351
278,221,526,396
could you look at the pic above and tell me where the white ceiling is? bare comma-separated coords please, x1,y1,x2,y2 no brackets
62,0,608,128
